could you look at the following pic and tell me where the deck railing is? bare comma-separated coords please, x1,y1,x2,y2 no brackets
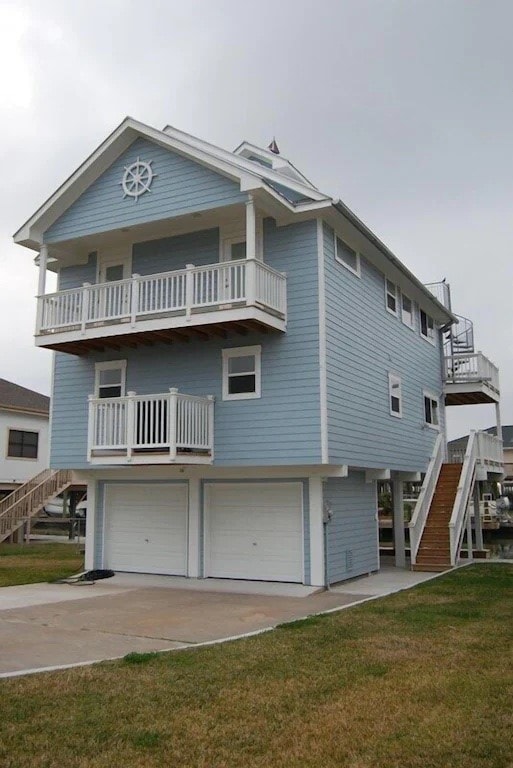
409,432,445,564
37,259,287,334
448,432,503,472
444,352,500,394
88,389,214,462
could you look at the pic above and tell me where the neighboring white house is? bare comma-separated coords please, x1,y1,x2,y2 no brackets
0,379,50,498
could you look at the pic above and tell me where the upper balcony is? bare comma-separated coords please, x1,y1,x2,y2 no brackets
36,258,287,355
444,352,500,405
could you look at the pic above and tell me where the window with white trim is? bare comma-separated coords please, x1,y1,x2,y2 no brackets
423,392,440,428
95,360,127,399
334,234,360,276
222,346,261,400
389,373,402,418
420,310,436,343
401,293,414,328
385,279,398,315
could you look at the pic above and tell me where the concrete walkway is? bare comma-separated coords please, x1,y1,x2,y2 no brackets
0,568,439,678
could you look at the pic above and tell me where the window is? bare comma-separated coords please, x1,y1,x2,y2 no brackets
95,360,127,399
8,430,39,459
334,234,360,276
401,293,414,328
385,279,398,315
424,392,440,428
223,238,246,261
389,373,402,418
222,346,261,400
420,310,436,343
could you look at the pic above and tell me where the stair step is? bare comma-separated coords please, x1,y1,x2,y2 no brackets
412,563,451,572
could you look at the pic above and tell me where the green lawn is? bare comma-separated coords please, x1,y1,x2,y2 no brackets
0,564,512,767
0,543,83,587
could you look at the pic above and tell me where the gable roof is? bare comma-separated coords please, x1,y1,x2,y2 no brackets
13,117,455,325
0,379,50,416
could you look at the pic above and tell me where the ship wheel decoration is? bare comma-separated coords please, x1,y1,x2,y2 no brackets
120,157,156,201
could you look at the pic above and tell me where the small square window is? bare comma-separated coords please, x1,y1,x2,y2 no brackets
420,310,436,343
335,235,360,276
389,373,402,418
95,361,127,399
424,393,440,428
386,280,398,315
401,294,414,328
222,346,261,400
8,429,39,459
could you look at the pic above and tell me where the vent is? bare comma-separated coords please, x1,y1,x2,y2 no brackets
345,549,354,572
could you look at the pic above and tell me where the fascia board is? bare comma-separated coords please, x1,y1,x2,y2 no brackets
325,202,456,325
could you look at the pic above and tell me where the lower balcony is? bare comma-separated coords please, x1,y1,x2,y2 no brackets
37,259,287,354
88,389,214,465
444,352,500,405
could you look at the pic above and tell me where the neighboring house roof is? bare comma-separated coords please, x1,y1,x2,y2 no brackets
0,379,50,416
448,426,513,450
13,116,455,325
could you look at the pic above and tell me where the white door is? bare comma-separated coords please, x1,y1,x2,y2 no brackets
205,482,303,582
103,483,188,575
96,249,131,320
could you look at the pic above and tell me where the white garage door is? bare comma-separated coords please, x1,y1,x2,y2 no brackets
103,483,188,575
205,482,303,582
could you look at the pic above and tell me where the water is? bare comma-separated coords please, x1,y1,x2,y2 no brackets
484,531,513,560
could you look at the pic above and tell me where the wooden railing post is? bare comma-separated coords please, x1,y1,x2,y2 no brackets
246,259,257,307
126,392,137,461
131,274,140,327
185,265,194,319
169,388,178,461
82,283,91,335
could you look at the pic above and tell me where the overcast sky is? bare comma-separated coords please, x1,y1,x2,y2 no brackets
1,0,511,439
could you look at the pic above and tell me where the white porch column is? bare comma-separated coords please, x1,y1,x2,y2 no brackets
309,476,325,586
84,479,97,570
392,479,406,568
473,482,484,551
495,402,503,444
245,195,257,260
38,244,48,296
187,477,201,577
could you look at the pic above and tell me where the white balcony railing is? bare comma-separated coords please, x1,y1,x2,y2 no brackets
444,352,500,395
88,389,214,464
37,259,287,335
449,432,503,473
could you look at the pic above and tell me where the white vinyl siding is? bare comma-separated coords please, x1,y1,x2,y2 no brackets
103,483,188,575
389,373,402,418
204,482,303,582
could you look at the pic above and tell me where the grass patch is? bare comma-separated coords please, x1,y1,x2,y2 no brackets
1,564,512,767
0,543,83,587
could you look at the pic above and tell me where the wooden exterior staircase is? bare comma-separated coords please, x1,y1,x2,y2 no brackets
0,469,72,544
412,463,462,572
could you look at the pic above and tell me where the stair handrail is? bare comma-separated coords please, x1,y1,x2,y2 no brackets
0,469,72,540
409,432,445,564
0,468,53,517
449,430,478,566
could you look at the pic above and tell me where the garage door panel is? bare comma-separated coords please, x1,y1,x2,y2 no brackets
206,482,303,583
104,483,187,576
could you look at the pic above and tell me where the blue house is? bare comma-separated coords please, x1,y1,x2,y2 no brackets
13,118,503,584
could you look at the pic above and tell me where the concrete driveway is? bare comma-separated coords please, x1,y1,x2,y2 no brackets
0,575,372,676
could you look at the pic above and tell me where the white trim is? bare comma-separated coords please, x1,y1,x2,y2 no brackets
388,372,402,418
5,427,40,461
385,278,398,317
401,292,415,329
317,219,328,464
334,232,360,277
309,476,325,586
423,390,440,430
84,480,96,570
187,477,200,577
222,345,261,401
94,360,127,398
419,309,436,345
